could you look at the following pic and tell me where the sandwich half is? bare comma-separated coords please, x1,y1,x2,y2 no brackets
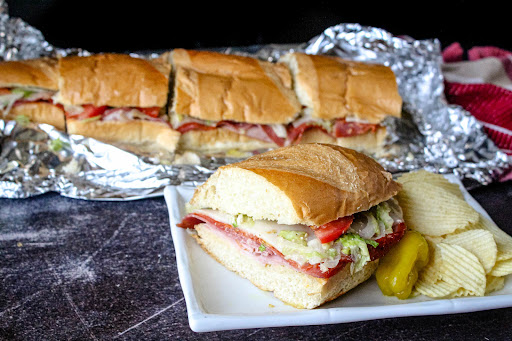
169,49,302,155
280,52,402,154
0,58,66,130
57,53,179,155
178,143,406,309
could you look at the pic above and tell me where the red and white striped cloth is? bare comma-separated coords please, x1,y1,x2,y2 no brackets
442,42,512,181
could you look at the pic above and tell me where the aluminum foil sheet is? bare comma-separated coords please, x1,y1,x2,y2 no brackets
0,6,510,200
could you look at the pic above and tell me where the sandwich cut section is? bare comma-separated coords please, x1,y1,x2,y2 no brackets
280,52,402,154
57,53,179,156
0,58,66,130
170,49,302,154
179,144,406,308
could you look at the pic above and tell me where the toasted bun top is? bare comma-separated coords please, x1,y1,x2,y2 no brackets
56,53,171,108
0,58,59,90
170,49,301,124
280,52,402,123
190,143,401,226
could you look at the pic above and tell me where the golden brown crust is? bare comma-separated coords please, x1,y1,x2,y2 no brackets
177,127,276,153
0,58,59,90
57,53,171,108
2,102,65,130
225,143,401,226
170,49,301,124
280,52,402,123
66,118,179,153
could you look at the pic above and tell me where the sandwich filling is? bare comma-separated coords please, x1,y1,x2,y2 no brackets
171,112,381,147
171,113,288,147
0,87,58,117
63,103,170,125
178,198,406,278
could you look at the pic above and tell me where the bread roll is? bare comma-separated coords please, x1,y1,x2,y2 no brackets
194,222,378,309
280,52,402,124
66,118,180,153
190,143,401,226
177,127,276,154
170,49,301,124
56,53,171,108
3,102,65,130
0,58,59,90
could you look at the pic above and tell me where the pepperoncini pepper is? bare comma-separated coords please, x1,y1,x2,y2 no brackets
376,230,429,299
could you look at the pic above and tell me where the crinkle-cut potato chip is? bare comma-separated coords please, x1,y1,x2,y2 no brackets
490,259,512,277
397,182,479,236
416,240,443,285
415,279,459,298
449,287,473,298
470,214,512,254
442,229,497,274
485,275,506,294
436,243,486,296
399,170,511,299
397,170,464,199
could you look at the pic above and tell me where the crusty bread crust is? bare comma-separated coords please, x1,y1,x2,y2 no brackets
3,102,65,130
280,52,402,123
194,223,379,309
170,49,301,124
66,118,179,153
190,143,401,226
0,58,59,90
56,53,171,108
177,127,276,154
298,126,388,154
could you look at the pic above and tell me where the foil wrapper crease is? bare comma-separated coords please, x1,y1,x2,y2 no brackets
0,4,510,200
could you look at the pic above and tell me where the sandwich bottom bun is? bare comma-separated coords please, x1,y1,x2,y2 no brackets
3,102,66,131
177,128,277,155
194,223,379,309
66,118,180,154
298,126,387,155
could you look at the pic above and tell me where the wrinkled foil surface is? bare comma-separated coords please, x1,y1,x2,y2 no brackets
0,3,510,200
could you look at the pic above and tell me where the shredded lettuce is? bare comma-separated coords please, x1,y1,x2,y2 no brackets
49,138,67,152
278,230,308,246
233,214,254,228
11,88,35,98
375,202,394,234
80,115,102,123
337,233,379,273
15,115,30,126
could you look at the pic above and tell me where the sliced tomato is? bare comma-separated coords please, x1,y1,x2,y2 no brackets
66,104,108,120
138,107,161,118
312,215,354,243
369,222,407,260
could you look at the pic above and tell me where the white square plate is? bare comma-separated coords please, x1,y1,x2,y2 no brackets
164,175,512,332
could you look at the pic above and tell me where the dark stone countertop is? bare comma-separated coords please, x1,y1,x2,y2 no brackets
1,180,512,340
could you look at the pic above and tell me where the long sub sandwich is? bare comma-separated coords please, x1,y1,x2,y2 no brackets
178,143,406,308
0,58,66,130
57,53,179,155
280,52,402,154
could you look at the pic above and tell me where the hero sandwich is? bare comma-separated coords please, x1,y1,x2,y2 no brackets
56,53,179,155
178,143,406,309
169,49,302,154
279,52,402,154
0,58,66,130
